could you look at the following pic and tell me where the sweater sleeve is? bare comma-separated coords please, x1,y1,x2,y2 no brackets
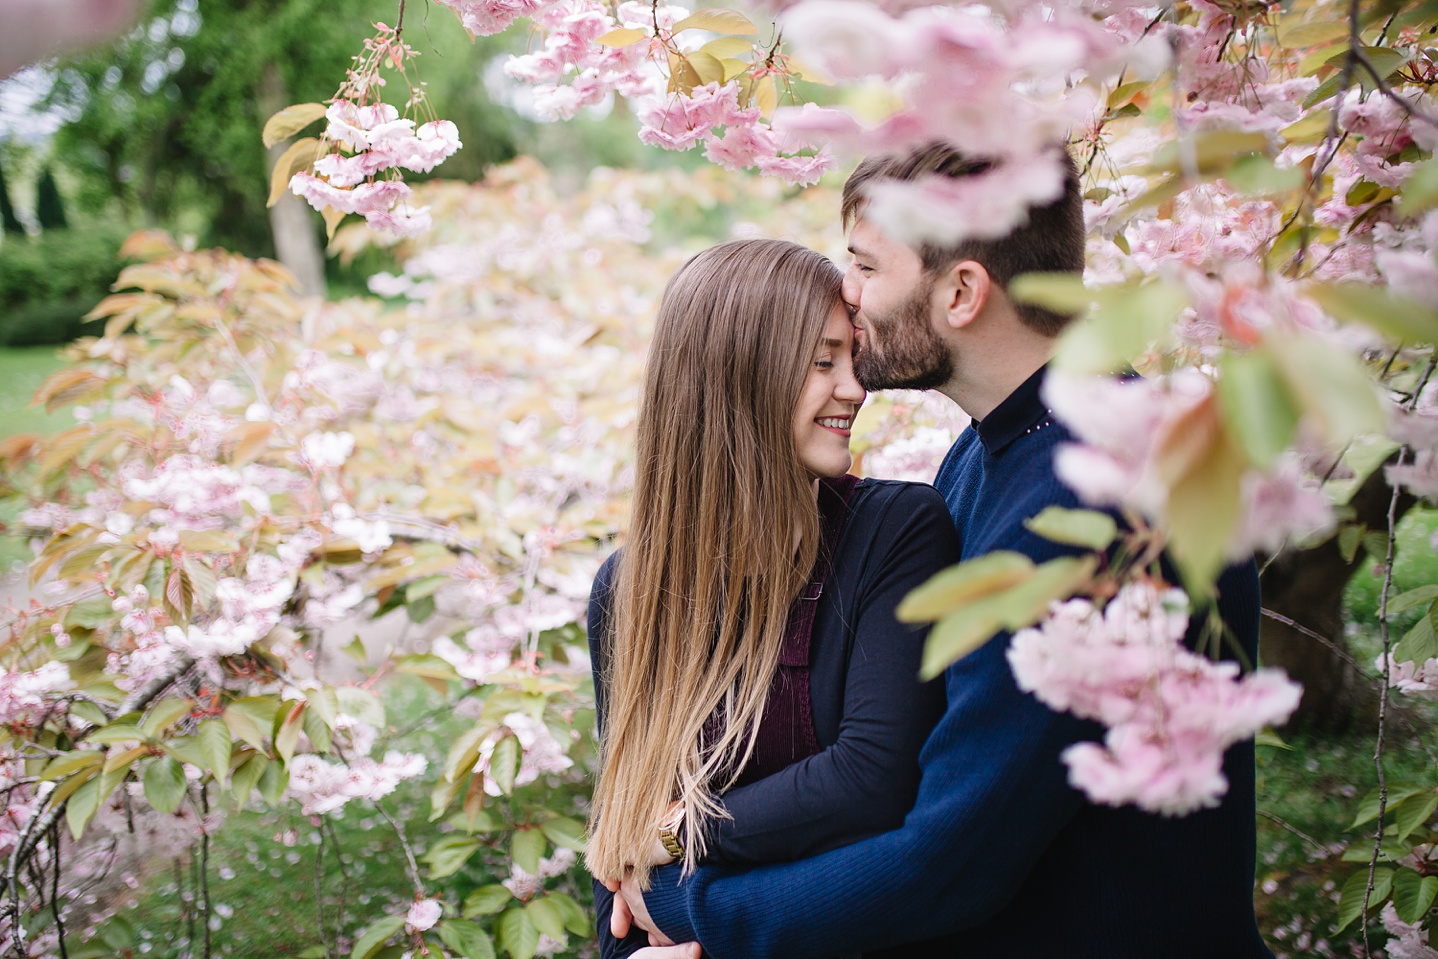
701,484,955,864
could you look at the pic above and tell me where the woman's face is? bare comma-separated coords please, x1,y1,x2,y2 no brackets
793,301,867,479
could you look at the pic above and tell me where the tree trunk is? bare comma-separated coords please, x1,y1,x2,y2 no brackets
1259,452,1417,734
256,62,326,298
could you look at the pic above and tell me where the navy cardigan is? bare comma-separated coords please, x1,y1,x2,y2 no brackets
641,366,1276,959
588,479,959,957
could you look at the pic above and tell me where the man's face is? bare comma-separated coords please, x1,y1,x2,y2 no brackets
842,216,954,392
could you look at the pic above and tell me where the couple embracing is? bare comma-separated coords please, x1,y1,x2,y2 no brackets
583,143,1275,959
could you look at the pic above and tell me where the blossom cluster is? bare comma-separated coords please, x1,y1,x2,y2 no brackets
1007,581,1302,815
1043,369,1335,559
291,101,461,237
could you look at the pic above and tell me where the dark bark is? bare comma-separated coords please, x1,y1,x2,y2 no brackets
0,161,22,235
1259,452,1417,734
35,168,67,231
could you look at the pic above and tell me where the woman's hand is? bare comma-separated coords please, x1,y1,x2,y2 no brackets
630,945,700,959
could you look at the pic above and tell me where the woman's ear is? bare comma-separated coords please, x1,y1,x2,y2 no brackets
935,259,991,332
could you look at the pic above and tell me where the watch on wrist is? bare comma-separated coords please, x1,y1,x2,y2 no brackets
659,800,685,862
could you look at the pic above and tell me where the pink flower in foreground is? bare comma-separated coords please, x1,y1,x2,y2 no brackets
1008,581,1301,815
1382,902,1438,959
861,148,1067,247
406,899,443,933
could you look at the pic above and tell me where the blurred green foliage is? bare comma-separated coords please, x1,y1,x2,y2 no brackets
0,223,130,345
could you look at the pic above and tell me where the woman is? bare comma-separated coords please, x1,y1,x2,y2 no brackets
585,238,959,958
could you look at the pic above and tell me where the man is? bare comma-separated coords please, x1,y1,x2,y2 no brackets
609,143,1274,958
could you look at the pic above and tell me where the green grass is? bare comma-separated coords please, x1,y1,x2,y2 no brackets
0,345,72,438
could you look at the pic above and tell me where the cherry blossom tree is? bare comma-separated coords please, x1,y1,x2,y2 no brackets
3,0,1438,953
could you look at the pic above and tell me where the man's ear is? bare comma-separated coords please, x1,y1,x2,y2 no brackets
934,259,991,332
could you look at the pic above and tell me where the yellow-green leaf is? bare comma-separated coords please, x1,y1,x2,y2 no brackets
1304,282,1438,347
1023,507,1118,551
525,899,566,940
595,27,647,47
490,734,522,795
1269,329,1386,447
701,36,753,59
1216,349,1300,469
897,552,1035,623
267,136,322,208
350,915,406,959
671,7,758,34
262,103,327,149
66,775,102,840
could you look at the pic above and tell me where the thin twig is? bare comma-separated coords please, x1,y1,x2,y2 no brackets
48,822,66,959
200,786,212,959
1361,450,1404,958
314,827,330,959
1260,608,1369,674
1258,809,1329,857
376,803,425,898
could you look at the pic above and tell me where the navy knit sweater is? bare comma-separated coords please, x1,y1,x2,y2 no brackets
642,366,1276,958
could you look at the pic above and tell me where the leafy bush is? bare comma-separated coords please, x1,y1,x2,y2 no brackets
0,224,129,346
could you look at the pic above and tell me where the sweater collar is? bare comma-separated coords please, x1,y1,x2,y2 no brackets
971,364,1051,456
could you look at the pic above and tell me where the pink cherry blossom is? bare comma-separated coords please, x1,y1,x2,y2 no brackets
636,83,742,152
406,899,443,933
1008,582,1302,815
1382,902,1438,959
861,148,1068,247
435,0,557,35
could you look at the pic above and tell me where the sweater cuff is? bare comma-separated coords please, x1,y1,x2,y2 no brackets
644,862,701,945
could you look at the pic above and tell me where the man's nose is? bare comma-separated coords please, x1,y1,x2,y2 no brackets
841,265,862,315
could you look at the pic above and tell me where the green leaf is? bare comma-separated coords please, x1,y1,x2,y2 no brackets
524,899,566,940
162,734,208,770
920,556,1098,678
1391,587,1438,617
82,723,146,746
897,552,1036,623
143,755,188,814
1398,159,1438,213
258,758,289,805
335,686,386,728
671,8,758,34
406,594,437,624
497,908,539,959
1394,791,1438,842
1217,350,1300,469
538,817,586,853
546,891,591,936
1352,783,1426,828
262,102,327,149
444,722,494,783
1008,273,1092,315
65,775,102,841
1052,281,1189,375
198,719,232,787
1270,331,1386,456
1022,507,1118,551
431,772,467,821
490,734,522,796
462,885,514,918
1392,868,1438,924
274,702,305,764
1395,613,1438,668
350,915,406,959
1305,283,1438,352
1338,526,1364,564
511,828,545,876
140,697,193,738
224,697,280,751
1340,836,1410,861
1337,866,1393,932
230,753,268,808
41,750,104,781
423,834,482,879
436,919,496,959
305,687,341,729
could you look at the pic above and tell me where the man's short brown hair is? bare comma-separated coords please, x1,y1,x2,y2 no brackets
841,143,1085,337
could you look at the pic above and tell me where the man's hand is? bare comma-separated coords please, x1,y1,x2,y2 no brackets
602,876,669,944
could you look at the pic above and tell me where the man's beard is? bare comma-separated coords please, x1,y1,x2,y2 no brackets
853,284,953,392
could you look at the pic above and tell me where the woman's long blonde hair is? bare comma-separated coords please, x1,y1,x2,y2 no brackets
586,238,845,887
